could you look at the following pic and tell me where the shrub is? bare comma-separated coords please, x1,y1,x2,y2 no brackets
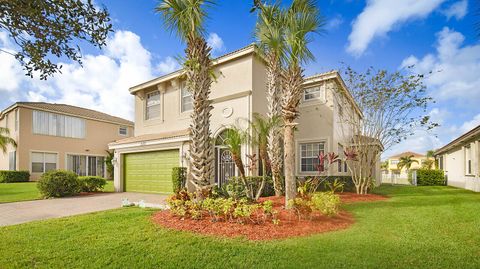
288,192,341,219
226,176,274,199
0,170,30,183
300,176,355,192
171,167,187,193
37,170,81,198
78,176,106,192
415,169,445,186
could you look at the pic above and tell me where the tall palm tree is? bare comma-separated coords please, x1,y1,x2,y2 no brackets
282,0,323,206
0,127,16,153
249,113,280,200
252,1,286,196
397,155,419,174
156,0,216,191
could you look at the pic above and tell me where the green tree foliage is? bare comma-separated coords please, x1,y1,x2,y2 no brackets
0,127,16,153
0,0,112,79
397,155,419,172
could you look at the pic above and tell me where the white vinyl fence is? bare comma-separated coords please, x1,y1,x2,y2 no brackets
381,171,416,185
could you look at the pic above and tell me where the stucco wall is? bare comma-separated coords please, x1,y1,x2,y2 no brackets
0,108,19,171
1,107,133,180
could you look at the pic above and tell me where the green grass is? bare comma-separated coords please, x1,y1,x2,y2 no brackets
0,185,479,268
0,180,114,203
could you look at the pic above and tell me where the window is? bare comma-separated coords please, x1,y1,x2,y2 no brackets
33,110,86,139
303,84,325,101
439,156,443,170
465,146,472,175
119,126,128,136
337,144,348,173
9,151,16,171
300,142,325,172
67,155,105,177
146,91,161,120
390,160,399,165
181,85,193,112
31,152,57,173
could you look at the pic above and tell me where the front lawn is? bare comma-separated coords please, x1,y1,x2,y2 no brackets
0,185,479,268
0,180,114,203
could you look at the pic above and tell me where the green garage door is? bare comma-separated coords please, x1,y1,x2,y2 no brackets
124,150,179,194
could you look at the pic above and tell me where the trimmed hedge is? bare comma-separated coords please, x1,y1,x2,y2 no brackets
0,170,30,183
172,167,187,193
78,176,107,192
415,169,445,186
37,170,81,198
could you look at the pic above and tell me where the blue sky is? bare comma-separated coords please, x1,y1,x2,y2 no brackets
1,0,479,158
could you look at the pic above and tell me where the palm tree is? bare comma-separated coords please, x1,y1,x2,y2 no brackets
0,127,16,153
252,1,286,196
156,0,216,191
105,150,114,180
282,0,323,206
397,155,419,174
249,113,280,200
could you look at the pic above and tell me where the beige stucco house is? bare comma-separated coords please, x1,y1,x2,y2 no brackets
0,102,134,180
435,125,480,192
109,44,371,194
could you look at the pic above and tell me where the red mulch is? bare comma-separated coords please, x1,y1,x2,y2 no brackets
151,193,388,241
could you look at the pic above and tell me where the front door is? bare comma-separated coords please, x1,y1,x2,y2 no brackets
216,147,236,187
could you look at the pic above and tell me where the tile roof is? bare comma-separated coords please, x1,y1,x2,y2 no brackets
109,129,190,146
1,102,133,126
389,151,426,159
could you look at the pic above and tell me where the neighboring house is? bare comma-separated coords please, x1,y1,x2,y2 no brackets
109,44,374,194
0,102,134,180
381,151,431,184
435,125,480,192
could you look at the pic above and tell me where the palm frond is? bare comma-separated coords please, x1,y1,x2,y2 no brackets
155,0,215,41
0,127,16,154
253,1,287,63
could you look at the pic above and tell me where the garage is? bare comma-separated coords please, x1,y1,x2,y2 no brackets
123,149,179,194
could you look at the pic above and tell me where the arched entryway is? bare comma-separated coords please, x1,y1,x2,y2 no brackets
215,129,237,186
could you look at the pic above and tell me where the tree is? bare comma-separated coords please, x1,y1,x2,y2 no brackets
0,0,112,80
156,0,216,193
282,0,323,207
422,150,435,170
252,0,286,196
105,150,114,180
397,155,419,174
340,66,437,194
0,127,16,153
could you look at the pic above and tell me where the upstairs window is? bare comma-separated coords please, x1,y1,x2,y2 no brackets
181,85,193,112
303,84,325,101
119,126,128,136
390,160,399,165
9,151,16,171
465,146,472,175
33,110,85,139
146,91,161,120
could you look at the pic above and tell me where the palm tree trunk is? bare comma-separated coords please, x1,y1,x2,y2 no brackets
186,36,215,191
282,65,304,208
266,53,284,196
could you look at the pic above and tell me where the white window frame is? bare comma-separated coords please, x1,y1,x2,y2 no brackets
465,145,473,175
303,83,326,102
119,126,128,136
299,141,326,173
66,153,106,177
32,110,86,139
30,151,58,174
145,91,161,120
9,151,16,171
180,84,193,113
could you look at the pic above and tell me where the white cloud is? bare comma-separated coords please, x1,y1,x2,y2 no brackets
207,33,225,55
0,30,156,120
347,0,445,57
442,0,468,20
400,27,480,105
326,14,344,30
156,56,180,75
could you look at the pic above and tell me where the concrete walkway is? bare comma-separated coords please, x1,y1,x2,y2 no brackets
0,192,168,227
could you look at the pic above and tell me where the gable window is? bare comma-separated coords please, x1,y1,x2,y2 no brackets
33,110,86,139
67,154,105,177
465,146,472,175
146,91,161,120
181,85,193,112
31,152,57,173
9,151,16,171
303,84,325,101
300,142,325,172
390,160,399,165
119,126,128,136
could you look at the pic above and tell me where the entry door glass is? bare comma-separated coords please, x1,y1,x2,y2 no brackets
217,148,236,187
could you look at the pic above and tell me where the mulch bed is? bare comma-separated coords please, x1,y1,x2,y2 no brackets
152,193,388,241
339,192,388,203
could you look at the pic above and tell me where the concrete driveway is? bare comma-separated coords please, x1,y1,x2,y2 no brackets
0,192,168,227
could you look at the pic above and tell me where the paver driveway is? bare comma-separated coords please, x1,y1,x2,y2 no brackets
0,192,167,226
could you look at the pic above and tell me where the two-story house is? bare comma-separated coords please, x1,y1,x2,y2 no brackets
109,44,369,194
0,102,134,180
